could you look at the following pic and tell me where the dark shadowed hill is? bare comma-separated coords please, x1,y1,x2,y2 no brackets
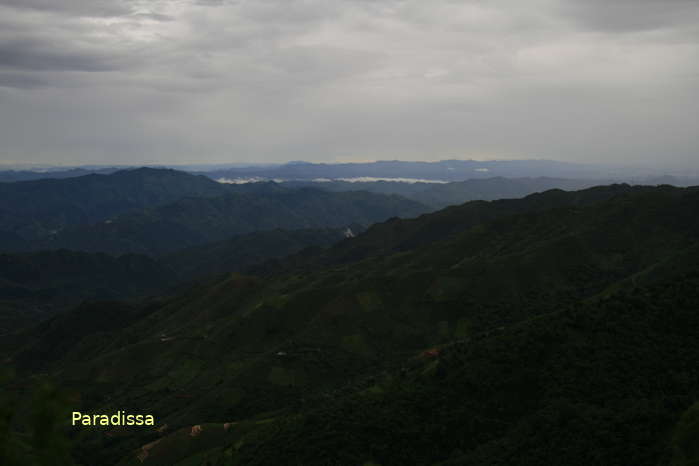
0,250,173,334
251,183,658,275
4,184,699,466
0,170,427,255
0,168,227,248
162,227,354,283
37,187,427,255
0,228,354,333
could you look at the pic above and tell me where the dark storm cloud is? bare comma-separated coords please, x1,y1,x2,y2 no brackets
0,0,697,171
0,1,161,83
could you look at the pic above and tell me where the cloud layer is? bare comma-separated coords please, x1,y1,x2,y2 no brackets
1,0,697,169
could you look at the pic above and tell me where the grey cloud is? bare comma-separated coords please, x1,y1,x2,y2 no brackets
239,0,343,24
0,38,122,71
0,0,697,172
130,12,174,22
0,0,133,17
0,71,49,89
0,3,165,81
193,0,229,6
560,0,699,33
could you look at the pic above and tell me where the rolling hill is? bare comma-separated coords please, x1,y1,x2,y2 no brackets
0,168,228,247
0,227,354,333
250,183,657,275
0,250,172,334
36,187,427,255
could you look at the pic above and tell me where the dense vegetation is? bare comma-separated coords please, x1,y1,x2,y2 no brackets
0,169,427,255
0,168,227,245
38,187,425,255
251,183,659,275
0,228,354,333
162,227,353,283
3,183,699,465
0,250,171,333
232,275,699,466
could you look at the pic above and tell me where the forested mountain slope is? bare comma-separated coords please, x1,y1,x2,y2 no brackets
0,250,172,334
37,188,426,255
4,184,699,466
0,228,352,332
252,183,659,275
162,227,353,283
230,272,699,466
0,168,227,247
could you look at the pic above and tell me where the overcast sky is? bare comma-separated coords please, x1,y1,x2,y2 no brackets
0,0,697,169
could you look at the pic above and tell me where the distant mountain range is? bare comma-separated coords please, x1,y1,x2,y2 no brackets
5,166,648,256
3,159,696,184
0,167,122,183
26,185,426,255
0,168,227,243
201,159,618,181
0,168,426,254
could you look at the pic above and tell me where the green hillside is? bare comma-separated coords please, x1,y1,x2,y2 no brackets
0,250,172,334
162,227,353,283
251,183,658,275
3,184,699,465
0,228,354,333
230,273,699,466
